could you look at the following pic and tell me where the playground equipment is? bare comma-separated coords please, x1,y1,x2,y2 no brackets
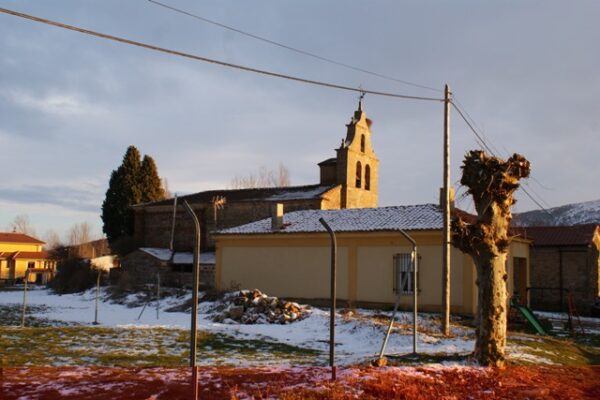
511,297,547,335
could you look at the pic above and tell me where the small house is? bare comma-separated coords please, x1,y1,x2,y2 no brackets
0,232,56,284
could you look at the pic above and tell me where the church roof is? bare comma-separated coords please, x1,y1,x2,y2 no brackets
216,204,446,235
135,184,338,208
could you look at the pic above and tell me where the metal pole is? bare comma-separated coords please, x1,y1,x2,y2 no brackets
319,217,337,381
169,195,178,252
378,229,418,360
93,269,100,325
156,272,160,320
412,246,419,354
442,83,452,336
183,200,200,400
21,270,29,327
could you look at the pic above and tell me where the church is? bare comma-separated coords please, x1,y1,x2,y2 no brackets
131,101,380,252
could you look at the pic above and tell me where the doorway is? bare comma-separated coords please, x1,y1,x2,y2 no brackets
513,257,528,305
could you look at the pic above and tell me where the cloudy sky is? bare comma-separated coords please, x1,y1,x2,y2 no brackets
1,0,599,242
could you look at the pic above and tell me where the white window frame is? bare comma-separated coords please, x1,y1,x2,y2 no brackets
393,252,416,295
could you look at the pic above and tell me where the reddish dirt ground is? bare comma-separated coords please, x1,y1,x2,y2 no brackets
1,366,599,399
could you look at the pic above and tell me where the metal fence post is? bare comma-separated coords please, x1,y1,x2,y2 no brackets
319,217,337,381
378,229,419,361
183,200,201,400
156,272,160,320
21,270,29,327
93,269,101,325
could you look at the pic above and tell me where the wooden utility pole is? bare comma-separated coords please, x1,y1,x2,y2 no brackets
442,84,451,336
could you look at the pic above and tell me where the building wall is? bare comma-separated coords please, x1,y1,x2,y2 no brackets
0,242,50,282
0,242,41,252
121,249,214,288
529,245,598,313
135,198,326,251
216,231,523,315
0,259,9,280
12,259,54,282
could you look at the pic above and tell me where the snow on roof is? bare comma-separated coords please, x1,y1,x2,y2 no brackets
216,204,444,235
140,248,215,264
264,185,335,201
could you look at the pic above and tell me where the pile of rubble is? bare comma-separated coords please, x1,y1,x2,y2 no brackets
212,289,308,324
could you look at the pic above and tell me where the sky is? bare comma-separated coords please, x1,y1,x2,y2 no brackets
0,0,599,242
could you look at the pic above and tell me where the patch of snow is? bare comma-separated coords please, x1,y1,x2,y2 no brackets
141,248,215,265
0,288,478,366
217,204,443,235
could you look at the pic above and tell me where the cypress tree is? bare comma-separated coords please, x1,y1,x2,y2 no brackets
139,155,166,203
101,146,142,244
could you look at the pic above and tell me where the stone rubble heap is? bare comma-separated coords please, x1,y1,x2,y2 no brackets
212,289,307,324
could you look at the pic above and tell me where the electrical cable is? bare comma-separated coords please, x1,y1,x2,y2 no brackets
146,0,442,93
451,100,553,215
0,7,444,102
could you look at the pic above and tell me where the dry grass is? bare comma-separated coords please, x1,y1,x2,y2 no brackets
2,366,599,399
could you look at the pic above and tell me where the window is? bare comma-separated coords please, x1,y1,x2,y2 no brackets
355,161,362,188
393,253,415,295
27,261,35,269
360,134,366,152
365,165,371,190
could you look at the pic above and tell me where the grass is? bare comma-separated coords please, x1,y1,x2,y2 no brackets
0,325,322,367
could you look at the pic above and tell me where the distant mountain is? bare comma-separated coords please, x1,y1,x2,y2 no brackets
513,199,600,227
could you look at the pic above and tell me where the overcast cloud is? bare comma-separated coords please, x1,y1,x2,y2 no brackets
0,0,598,240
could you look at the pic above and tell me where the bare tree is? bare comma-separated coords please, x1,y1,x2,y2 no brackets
229,163,291,189
276,162,290,187
161,177,173,198
452,150,530,367
67,222,94,246
42,229,62,250
8,214,37,237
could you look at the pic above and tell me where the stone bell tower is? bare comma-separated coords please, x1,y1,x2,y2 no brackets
319,99,379,208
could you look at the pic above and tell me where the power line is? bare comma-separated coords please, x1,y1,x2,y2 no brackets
450,101,495,155
0,6,444,102
451,100,553,215
147,0,442,94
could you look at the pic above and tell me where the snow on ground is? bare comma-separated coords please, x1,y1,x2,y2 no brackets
0,287,474,365
534,310,600,335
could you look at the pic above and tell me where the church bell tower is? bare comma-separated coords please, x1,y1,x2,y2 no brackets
318,98,379,208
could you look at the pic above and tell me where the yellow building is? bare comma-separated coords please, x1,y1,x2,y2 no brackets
0,232,56,284
214,204,530,315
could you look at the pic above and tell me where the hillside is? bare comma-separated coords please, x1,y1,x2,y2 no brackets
513,199,600,226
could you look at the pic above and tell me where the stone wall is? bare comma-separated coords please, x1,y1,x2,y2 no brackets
121,249,215,288
529,245,597,314
135,198,324,252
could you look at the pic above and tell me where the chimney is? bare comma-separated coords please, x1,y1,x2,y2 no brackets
271,203,284,230
439,187,456,211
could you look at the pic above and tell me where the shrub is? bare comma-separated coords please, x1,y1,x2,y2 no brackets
49,248,98,294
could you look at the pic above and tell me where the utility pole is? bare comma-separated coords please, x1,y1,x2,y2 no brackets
442,84,452,336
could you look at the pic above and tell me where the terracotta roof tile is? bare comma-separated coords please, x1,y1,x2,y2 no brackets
0,232,45,245
12,251,52,259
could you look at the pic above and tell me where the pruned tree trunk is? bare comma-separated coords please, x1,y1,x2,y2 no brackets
452,150,530,367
